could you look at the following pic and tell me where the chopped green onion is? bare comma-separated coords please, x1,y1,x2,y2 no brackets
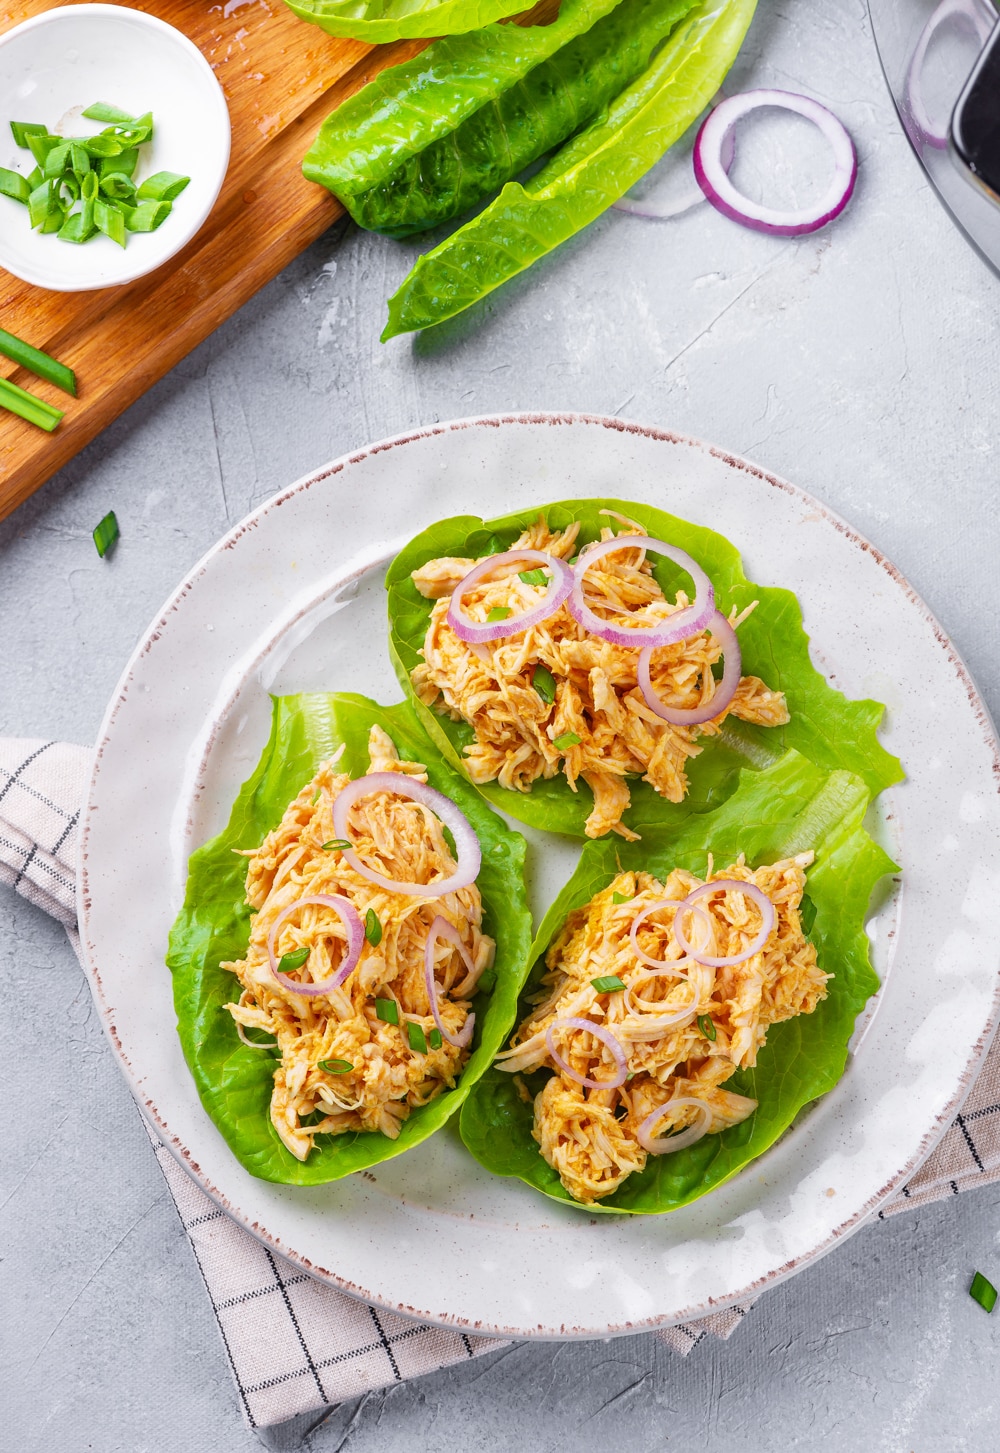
40,205,65,235
553,732,581,750
81,170,99,202
532,664,557,704
0,167,30,203
122,198,171,232
476,969,497,995
106,148,138,178
612,892,631,905
486,606,511,622
428,1028,443,1050
276,946,310,975
92,510,120,556
94,198,125,248
83,134,125,158
26,167,42,190
43,141,71,180
0,377,63,432
375,997,399,1025
406,1021,428,1054
321,838,351,852
10,121,48,148
970,1272,997,1313
71,144,91,177
58,205,95,243
137,170,190,202
26,132,59,166
318,1058,353,1074
591,974,627,993
365,908,383,946
82,102,136,125
518,568,549,586
697,1013,717,1042
100,171,137,202
28,179,53,229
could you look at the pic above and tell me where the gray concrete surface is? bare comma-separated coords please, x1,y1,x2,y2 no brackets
2,0,999,1447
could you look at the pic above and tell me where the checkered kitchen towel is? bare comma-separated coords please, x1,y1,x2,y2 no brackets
3,738,1000,1434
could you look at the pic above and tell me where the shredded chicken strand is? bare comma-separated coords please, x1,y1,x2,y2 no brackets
223,724,495,1160
497,853,827,1204
410,517,789,838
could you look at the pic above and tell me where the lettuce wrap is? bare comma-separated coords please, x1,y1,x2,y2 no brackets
386,498,903,839
459,748,897,1213
166,692,532,1185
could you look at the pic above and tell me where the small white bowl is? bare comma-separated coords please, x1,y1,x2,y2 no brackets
0,5,230,292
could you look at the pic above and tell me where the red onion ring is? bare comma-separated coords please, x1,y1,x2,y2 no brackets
545,1016,628,1090
332,772,481,897
693,90,857,237
637,1096,714,1154
266,894,365,996
904,0,994,149
674,879,776,968
629,897,712,971
568,536,715,648
637,610,741,726
446,549,574,645
424,915,476,1048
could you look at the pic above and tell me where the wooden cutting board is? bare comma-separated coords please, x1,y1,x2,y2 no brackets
0,0,426,523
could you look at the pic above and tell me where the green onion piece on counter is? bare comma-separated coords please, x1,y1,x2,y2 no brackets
137,170,190,202
10,121,48,148
553,732,581,750
486,606,511,622
697,1013,717,1042
94,197,125,247
428,1028,443,1050
532,664,557,704
406,1021,428,1054
122,198,172,232
92,510,120,557
0,377,64,432
518,568,548,586
612,892,631,904
82,102,137,125
321,838,351,851
970,1272,998,1313
318,1057,353,1074
277,946,311,974
100,171,137,202
591,974,626,993
365,908,383,946
375,997,398,1025
476,969,496,995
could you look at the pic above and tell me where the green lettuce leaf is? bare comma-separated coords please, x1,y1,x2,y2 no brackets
319,0,700,238
166,692,532,1185
459,749,898,1213
284,0,531,42
385,498,903,839
382,0,757,336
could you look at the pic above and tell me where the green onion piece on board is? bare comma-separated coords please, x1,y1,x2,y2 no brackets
122,198,171,232
277,946,311,974
137,170,190,202
365,908,382,946
553,732,581,750
428,1028,443,1050
518,568,548,585
10,121,48,148
476,969,497,995
591,974,626,993
82,102,137,125
406,1021,428,1054
697,1013,717,1042
94,198,126,247
0,377,64,432
318,1058,353,1074
612,892,631,904
532,664,557,704
92,510,120,557
970,1272,998,1313
486,606,511,622
321,838,351,851
375,997,399,1025
0,168,31,204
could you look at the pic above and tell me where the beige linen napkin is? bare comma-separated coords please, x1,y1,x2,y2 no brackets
3,736,999,1434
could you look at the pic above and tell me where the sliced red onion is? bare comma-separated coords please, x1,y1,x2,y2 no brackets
332,772,481,897
614,104,736,220
674,879,776,968
693,90,857,237
424,915,476,1049
637,1096,714,1154
446,549,574,646
569,536,715,648
905,0,994,149
266,894,365,996
629,897,712,971
235,1022,278,1050
637,610,741,726
545,1016,628,1090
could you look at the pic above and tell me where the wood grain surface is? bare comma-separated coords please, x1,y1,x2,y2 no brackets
0,0,426,522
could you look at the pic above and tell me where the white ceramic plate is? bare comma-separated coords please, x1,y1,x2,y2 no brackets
79,414,1000,1338
0,5,230,291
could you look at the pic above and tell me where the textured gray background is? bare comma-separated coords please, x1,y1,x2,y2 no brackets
2,0,1000,1447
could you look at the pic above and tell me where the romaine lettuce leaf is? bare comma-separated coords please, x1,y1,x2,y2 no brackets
166,692,532,1185
459,749,897,1213
385,498,903,839
382,0,757,336
284,0,531,42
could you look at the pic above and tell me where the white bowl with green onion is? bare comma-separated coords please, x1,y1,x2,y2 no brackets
0,4,230,292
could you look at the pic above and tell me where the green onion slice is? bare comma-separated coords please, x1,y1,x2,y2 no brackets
697,1013,717,1042
553,732,581,750
0,377,64,433
532,664,557,704
365,908,383,946
100,172,137,202
137,170,190,202
321,839,351,851
406,1021,428,1054
591,974,627,993
92,510,120,557
276,946,310,975
122,198,171,233
486,606,511,622
43,141,71,180
94,197,125,248
0,169,31,203
970,1272,998,1313
82,102,137,125
10,121,48,148
375,997,399,1025
428,1028,443,1050
318,1057,353,1074
518,568,548,586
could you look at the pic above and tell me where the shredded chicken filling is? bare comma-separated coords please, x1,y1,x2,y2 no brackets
497,854,827,1204
410,515,790,840
224,725,495,1161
